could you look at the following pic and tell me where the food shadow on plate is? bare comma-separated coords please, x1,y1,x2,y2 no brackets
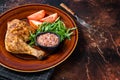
11,18,66,60
12,41,64,60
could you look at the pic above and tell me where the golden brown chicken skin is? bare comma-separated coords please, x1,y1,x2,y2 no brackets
5,19,46,60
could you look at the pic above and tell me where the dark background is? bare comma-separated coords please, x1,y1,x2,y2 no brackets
0,0,120,80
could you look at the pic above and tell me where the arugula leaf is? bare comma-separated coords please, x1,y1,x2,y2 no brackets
29,18,77,46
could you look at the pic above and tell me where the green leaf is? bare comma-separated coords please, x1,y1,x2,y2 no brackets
28,19,77,46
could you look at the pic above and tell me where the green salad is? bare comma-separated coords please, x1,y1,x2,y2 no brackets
29,18,77,46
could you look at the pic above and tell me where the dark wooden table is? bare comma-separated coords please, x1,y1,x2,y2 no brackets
0,0,120,80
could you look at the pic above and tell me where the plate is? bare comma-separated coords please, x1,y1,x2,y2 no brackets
0,4,78,72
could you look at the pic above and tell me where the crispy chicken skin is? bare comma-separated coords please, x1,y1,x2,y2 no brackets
5,19,46,60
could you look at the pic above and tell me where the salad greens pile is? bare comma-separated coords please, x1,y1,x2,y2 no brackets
29,18,77,46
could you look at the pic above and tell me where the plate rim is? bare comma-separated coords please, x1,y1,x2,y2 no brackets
0,4,78,72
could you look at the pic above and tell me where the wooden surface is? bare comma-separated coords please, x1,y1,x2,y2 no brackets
0,0,120,80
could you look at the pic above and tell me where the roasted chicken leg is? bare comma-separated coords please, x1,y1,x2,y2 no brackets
5,19,46,59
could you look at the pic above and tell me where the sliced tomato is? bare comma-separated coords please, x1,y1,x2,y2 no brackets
27,10,45,21
29,20,42,30
40,13,58,23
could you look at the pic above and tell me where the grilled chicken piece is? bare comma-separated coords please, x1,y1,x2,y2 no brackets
5,19,46,60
